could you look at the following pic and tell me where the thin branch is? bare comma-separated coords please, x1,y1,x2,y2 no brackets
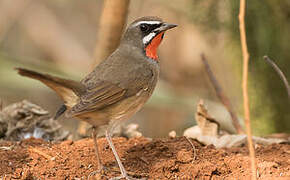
201,54,244,134
238,0,257,179
184,136,197,160
263,56,290,100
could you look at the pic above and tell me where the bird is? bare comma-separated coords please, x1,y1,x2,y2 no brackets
16,16,177,179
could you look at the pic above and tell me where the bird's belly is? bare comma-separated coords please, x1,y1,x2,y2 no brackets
77,90,151,127
108,90,150,123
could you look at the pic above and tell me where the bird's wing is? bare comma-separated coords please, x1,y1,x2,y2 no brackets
67,80,127,116
67,54,156,117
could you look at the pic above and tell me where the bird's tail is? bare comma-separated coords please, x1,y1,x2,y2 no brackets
15,68,85,119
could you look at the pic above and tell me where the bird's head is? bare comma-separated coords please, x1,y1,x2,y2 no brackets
122,16,177,61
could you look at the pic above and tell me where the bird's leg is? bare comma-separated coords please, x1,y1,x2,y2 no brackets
89,126,105,178
105,128,130,179
92,126,103,171
105,124,144,180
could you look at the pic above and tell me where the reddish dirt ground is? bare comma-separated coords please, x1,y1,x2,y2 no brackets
0,137,289,179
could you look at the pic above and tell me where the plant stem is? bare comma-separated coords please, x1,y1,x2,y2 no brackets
238,0,257,179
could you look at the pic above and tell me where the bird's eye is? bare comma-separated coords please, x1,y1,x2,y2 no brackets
140,24,150,33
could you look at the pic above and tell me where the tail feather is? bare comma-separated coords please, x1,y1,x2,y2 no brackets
15,68,84,107
54,104,67,120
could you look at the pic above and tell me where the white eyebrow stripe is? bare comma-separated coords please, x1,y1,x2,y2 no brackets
133,21,161,27
143,32,156,44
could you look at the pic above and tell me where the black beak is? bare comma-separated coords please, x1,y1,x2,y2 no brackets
155,23,178,33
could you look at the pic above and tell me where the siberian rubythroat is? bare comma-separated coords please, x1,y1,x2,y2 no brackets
16,16,177,179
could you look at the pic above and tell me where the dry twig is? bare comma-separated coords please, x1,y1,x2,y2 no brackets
201,54,244,134
238,0,257,179
184,136,197,160
263,56,290,100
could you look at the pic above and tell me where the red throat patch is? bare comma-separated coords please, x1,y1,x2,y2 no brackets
145,32,164,60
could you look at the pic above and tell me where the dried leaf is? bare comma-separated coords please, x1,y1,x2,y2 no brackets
121,123,142,138
195,99,219,136
184,99,289,148
0,100,70,141
184,128,289,148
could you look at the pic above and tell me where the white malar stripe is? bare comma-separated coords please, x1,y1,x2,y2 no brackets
143,32,156,44
133,21,161,27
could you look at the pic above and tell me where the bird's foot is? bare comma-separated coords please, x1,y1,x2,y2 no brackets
109,174,146,180
88,165,108,179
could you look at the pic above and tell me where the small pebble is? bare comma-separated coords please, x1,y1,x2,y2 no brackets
168,131,176,138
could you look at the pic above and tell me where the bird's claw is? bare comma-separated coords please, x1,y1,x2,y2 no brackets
109,175,146,180
88,165,108,179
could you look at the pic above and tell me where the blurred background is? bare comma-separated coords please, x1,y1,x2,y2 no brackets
0,0,289,138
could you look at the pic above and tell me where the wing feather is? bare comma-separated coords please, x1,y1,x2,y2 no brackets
67,81,127,116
